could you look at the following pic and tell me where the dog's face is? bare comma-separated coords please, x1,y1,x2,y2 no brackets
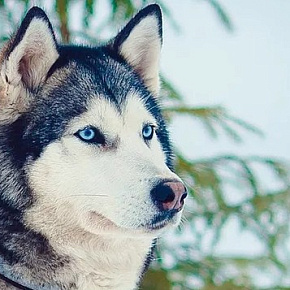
0,6,186,236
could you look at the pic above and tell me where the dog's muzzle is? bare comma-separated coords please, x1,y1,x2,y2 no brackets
144,180,187,230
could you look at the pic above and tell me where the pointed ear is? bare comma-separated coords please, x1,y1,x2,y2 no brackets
112,4,162,96
0,7,58,120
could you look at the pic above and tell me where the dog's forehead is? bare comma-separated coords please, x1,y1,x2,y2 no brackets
44,46,152,107
67,91,156,133
41,47,160,127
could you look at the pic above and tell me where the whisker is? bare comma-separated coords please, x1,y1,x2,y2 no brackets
60,194,109,199
177,216,188,231
184,207,195,214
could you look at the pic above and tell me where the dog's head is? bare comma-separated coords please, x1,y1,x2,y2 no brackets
0,5,187,236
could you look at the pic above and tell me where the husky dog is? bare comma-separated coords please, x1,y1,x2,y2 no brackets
0,4,187,289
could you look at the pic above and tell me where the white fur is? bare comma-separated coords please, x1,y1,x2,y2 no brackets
25,93,182,289
0,18,58,123
119,16,161,95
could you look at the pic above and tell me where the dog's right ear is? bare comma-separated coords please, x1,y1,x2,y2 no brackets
111,4,162,96
0,7,58,121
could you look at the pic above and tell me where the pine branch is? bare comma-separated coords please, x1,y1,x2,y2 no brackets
205,0,234,31
56,0,70,43
164,105,263,142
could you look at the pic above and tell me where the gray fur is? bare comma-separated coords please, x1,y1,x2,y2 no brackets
0,5,185,290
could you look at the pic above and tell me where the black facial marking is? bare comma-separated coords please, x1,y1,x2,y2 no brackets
16,44,172,166
75,126,106,145
0,4,172,288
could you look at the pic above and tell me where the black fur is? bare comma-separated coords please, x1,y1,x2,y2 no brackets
19,43,173,168
0,4,174,289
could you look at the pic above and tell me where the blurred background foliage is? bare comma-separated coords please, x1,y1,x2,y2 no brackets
0,0,289,289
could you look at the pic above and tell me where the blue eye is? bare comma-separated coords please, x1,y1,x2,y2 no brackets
75,127,105,144
142,124,154,140
79,128,95,140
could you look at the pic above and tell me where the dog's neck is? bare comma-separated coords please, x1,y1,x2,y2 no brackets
49,229,153,289
22,202,155,290
57,233,153,289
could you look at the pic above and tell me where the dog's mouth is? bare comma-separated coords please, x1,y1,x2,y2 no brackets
144,210,179,231
89,208,181,233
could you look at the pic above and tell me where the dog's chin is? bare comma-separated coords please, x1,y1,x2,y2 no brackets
86,210,182,236
142,210,182,233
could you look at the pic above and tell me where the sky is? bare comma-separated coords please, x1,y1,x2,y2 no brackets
3,0,289,288
162,0,290,161
160,0,290,287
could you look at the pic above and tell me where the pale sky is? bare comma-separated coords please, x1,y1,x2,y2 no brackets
163,0,290,162
161,1,290,287
6,0,288,287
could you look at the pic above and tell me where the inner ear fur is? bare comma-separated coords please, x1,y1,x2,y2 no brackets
111,4,163,96
0,7,58,123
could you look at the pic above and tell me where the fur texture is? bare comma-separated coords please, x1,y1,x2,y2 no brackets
0,5,186,289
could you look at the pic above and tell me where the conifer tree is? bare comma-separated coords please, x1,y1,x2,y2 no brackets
0,1,289,289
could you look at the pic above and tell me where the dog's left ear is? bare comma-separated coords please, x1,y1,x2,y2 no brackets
1,6,59,91
0,6,58,122
0,7,58,113
111,4,162,96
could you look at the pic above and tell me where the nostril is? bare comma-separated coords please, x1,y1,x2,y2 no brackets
180,192,187,203
162,187,175,203
154,185,175,203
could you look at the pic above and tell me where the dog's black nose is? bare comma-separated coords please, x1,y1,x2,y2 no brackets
150,180,187,211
